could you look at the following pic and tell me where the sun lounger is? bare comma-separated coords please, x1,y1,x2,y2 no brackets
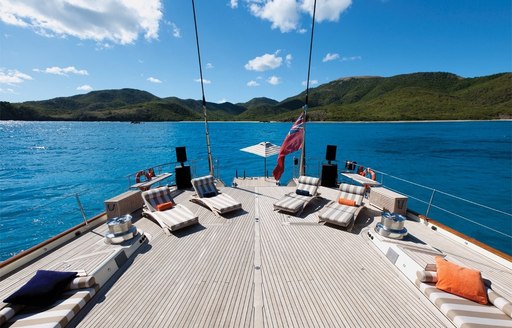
1,275,99,328
273,176,321,215
190,175,242,217
142,186,199,234
318,183,365,230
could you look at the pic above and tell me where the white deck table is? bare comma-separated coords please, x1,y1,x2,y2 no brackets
341,172,381,186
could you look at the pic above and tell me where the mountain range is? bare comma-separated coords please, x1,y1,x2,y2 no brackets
1,72,510,121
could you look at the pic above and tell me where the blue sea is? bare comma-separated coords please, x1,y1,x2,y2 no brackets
1,121,511,259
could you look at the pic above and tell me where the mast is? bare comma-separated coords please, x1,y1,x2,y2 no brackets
300,0,317,177
192,0,214,176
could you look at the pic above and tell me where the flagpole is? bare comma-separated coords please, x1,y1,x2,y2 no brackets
300,0,317,177
299,106,306,177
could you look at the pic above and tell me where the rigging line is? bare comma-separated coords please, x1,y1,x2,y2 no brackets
300,0,317,177
304,0,317,108
191,0,214,176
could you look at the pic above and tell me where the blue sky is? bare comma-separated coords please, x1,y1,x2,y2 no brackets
1,0,510,104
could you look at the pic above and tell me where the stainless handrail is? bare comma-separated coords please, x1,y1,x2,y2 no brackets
368,167,512,240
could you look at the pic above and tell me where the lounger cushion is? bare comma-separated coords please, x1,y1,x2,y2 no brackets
319,205,357,227
487,288,512,318
296,176,320,196
150,204,199,231
66,276,96,290
206,193,242,214
191,175,218,198
416,270,438,283
142,187,175,211
338,183,365,206
203,191,217,198
4,270,78,306
415,279,511,328
6,285,98,328
274,194,311,213
435,257,488,305
0,305,24,326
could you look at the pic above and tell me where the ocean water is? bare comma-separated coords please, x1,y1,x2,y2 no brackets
0,120,511,259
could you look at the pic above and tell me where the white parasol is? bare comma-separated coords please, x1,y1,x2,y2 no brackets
240,142,281,177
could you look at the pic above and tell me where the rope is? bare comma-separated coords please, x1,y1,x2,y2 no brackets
191,0,214,176
299,0,317,177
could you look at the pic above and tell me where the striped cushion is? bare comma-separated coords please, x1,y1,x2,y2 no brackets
151,205,199,231
416,270,438,283
319,206,357,227
191,175,218,198
203,193,241,214
338,183,365,206
6,285,98,328
142,187,175,211
273,194,310,214
296,176,320,197
488,288,512,318
66,276,96,290
415,280,512,328
0,305,24,326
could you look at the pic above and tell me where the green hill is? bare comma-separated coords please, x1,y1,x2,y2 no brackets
1,72,510,121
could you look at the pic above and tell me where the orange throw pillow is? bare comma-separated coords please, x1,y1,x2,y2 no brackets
435,256,488,304
156,201,174,211
338,198,356,206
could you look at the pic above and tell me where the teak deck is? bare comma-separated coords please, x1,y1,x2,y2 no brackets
1,184,511,327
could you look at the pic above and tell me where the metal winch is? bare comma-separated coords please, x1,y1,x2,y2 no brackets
375,211,408,239
104,214,137,244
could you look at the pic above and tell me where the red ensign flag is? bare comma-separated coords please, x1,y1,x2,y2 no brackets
272,113,304,181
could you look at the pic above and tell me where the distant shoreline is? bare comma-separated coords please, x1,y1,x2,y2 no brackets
1,119,511,124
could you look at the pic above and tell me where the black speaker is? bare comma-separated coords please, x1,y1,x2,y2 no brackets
321,164,338,187
175,165,192,189
326,145,337,162
176,146,187,163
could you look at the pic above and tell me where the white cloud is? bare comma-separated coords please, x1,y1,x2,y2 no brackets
229,0,238,9
0,69,33,84
301,0,352,22
0,87,17,94
245,52,283,71
206,63,214,69
247,80,260,87
76,84,93,91
250,0,300,33
285,54,293,66
33,66,88,76
0,0,163,44
167,21,181,38
194,78,211,84
147,77,162,83
302,79,318,86
322,53,340,62
218,98,228,103
267,75,281,85
247,0,351,33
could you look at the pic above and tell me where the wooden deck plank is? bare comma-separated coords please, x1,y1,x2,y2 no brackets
4,184,511,328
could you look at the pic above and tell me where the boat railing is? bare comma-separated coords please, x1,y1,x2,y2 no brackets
371,168,512,241
125,158,223,188
291,157,511,255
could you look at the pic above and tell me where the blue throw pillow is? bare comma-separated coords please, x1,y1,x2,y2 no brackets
296,189,310,196
4,270,77,306
203,191,216,198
